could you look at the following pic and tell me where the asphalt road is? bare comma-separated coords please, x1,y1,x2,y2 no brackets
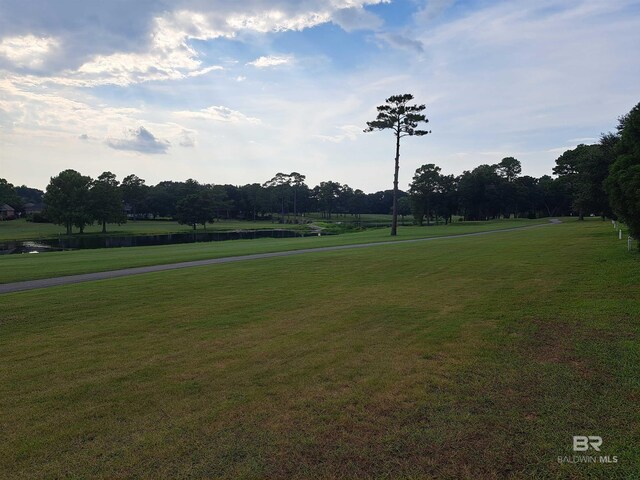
0,222,558,294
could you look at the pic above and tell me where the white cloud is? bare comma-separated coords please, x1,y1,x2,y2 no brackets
0,76,143,133
247,55,293,68
0,1,387,78
1,0,638,193
567,137,597,144
376,32,424,52
106,126,170,154
315,124,362,142
332,6,382,31
0,35,59,69
174,106,261,124
226,10,330,32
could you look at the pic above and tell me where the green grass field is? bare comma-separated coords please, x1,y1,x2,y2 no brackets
0,219,546,284
1,219,638,478
0,218,306,242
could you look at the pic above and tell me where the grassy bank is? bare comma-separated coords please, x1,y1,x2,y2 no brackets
0,218,307,242
0,219,638,478
0,218,547,284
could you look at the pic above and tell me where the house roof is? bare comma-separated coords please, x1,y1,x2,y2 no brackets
1,204,15,211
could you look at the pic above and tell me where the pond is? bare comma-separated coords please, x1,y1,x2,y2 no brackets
0,229,325,254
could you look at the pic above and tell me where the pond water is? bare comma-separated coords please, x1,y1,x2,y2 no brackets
0,229,324,255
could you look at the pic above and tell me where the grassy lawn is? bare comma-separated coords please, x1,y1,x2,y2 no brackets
0,218,548,284
0,219,638,478
0,218,305,242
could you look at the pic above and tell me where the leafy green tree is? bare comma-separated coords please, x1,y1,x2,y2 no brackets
289,172,306,218
514,176,541,218
365,93,430,236
497,157,521,182
437,174,459,224
553,144,611,219
336,184,355,216
348,189,369,219
121,174,148,219
90,172,126,233
43,169,93,234
238,183,268,220
210,185,233,220
175,191,215,230
313,181,342,219
458,165,502,220
410,195,425,226
537,175,569,217
263,172,291,221
495,157,521,218
605,102,640,241
0,178,23,211
147,183,177,218
180,178,205,198
15,185,43,206
396,196,411,222
409,164,442,225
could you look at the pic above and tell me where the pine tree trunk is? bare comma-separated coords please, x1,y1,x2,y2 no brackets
391,131,400,236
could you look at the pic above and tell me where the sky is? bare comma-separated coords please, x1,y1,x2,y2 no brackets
1,0,639,193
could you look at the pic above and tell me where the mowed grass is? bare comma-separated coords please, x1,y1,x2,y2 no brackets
1,220,638,478
0,218,305,242
0,218,546,284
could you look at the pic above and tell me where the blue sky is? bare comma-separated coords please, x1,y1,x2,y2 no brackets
1,0,639,192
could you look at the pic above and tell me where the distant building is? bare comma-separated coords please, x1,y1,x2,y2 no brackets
0,204,16,220
24,203,43,215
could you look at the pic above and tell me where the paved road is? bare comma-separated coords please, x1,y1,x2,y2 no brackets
0,222,558,294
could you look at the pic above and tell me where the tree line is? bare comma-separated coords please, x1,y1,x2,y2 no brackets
1,101,638,239
0,170,411,234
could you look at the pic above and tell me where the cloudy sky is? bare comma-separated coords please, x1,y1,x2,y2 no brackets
1,0,639,192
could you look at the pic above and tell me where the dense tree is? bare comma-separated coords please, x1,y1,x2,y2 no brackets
538,175,570,217
605,102,640,241
458,165,502,220
90,172,126,233
409,164,442,225
409,165,459,225
366,189,397,215
396,196,411,222
121,174,148,218
289,172,306,218
210,185,233,219
15,185,43,206
147,182,178,218
365,93,430,236
313,181,342,219
43,169,93,234
437,174,459,224
553,144,611,219
497,157,522,182
237,183,269,220
175,191,216,230
502,175,541,218
348,189,369,219
0,178,23,210
263,172,291,221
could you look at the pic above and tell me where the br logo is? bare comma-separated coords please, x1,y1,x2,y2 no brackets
573,436,602,452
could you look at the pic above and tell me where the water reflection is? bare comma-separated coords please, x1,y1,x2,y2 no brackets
0,229,322,255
